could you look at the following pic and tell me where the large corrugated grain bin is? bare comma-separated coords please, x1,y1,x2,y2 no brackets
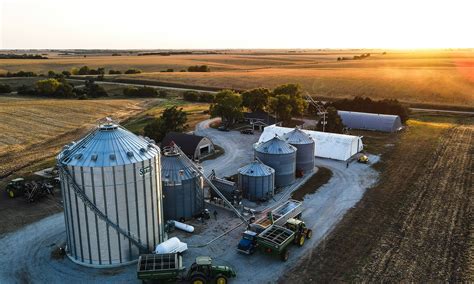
254,136,297,187
57,121,164,267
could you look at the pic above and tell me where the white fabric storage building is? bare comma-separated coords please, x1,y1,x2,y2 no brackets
338,111,403,132
258,125,363,161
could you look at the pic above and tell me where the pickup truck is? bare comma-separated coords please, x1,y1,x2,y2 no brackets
137,253,236,284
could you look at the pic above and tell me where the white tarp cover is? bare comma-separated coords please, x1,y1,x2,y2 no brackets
258,125,363,161
154,237,188,254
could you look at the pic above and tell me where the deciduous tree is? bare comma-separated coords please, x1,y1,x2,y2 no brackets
209,90,243,125
242,88,271,112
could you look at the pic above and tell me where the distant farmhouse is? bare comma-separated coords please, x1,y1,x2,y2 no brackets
161,132,215,160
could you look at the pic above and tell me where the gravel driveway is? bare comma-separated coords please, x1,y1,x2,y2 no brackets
195,118,259,177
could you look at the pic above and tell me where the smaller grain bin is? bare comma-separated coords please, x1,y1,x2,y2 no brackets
255,135,296,187
161,147,204,221
238,160,275,201
284,128,315,173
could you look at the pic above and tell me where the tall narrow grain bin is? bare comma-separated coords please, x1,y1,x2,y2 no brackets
161,147,204,221
284,128,315,173
254,136,297,187
57,120,164,267
238,160,275,201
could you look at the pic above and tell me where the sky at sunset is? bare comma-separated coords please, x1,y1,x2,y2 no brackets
1,0,473,49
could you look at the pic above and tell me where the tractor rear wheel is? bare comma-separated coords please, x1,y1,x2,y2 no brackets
215,274,228,284
8,190,14,198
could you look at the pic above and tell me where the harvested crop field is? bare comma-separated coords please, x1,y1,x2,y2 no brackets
281,118,473,282
0,97,150,180
1,50,473,107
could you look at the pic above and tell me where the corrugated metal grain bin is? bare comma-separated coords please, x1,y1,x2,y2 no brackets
238,160,275,201
284,128,315,173
57,121,164,267
161,148,204,221
254,136,296,187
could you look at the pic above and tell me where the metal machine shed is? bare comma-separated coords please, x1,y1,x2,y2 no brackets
338,111,403,132
259,125,363,161
161,132,215,161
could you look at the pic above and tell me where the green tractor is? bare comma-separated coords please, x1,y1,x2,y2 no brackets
137,254,236,284
186,256,236,284
284,218,313,247
5,178,26,198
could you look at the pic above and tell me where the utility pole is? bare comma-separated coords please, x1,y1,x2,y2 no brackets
305,93,327,132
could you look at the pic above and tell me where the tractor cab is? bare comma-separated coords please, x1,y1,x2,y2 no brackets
285,218,306,232
285,218,313,245
187,256,236,284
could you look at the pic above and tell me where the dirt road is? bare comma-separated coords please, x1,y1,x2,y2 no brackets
282,124,473,282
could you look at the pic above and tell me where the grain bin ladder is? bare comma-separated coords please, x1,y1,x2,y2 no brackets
174,145,249,226
57,161,149,252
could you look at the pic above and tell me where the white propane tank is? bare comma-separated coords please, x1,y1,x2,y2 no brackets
154,237,188,254
173,220,195,233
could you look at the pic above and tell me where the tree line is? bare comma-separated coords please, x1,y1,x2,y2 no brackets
15,78,108,99
0,66,142,78
123,86,168,98
208,84,308,126
0,54,48,59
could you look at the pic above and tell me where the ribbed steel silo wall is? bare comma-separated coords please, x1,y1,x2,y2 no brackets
238,172,275,201
62,156,163,267
255,151,296,187
162,177,203,221
291,142,315,172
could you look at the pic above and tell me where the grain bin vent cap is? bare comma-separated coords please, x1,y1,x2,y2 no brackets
255,135,296,154
238,160,275,176
58,123,159,167
284,128,314,144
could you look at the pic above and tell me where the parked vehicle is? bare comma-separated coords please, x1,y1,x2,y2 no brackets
358,154,369,164
240,129,254,135
237,225,298,261
137,253,236,284
218,126,230,132
5,178,26,198
283,218,313,246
